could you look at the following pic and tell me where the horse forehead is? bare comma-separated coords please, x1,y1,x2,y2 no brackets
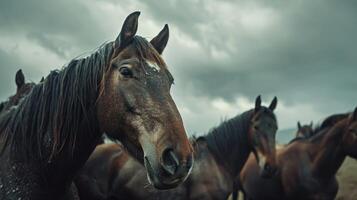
142,62,168,86
144,59,161,72
255,109,275,122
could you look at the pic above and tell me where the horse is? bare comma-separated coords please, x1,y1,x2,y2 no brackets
0,11,193,200
239,110,357,200
74,95,279,200
0,69,35,113
285,121,314,145
231,121,315,200
296,121,314,139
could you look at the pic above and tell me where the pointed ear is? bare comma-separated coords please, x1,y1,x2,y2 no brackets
150,24,169,54
269,96,278,111
297,121,302,130
114,11,140,50
255,95,262,112
15,69,25,89
352,107,357,121
40,77,45,83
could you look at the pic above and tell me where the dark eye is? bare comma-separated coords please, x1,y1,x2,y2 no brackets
119,67,133,78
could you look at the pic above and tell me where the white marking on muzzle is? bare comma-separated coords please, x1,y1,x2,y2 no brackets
258,151,267,169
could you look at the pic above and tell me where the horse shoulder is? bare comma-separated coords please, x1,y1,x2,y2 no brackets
279,142,316,197
75,143,125,200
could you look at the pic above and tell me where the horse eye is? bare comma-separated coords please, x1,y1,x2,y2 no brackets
119,67,133,78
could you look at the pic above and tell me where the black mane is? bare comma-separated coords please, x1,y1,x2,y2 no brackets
287,113,350,145
303,113,349,143
0,42,114,161
203,109,255,176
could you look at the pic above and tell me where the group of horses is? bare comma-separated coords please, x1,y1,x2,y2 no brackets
0,11,356,200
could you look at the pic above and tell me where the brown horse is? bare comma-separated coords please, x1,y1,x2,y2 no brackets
239,110,357,200
75,96,279,200
285,121,314,145
0,12,193,200
0,69,35,113
296,121,314,139
232,121,315,200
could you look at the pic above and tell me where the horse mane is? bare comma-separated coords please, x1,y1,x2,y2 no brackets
0,42,114,161
202,109,256,175
308,113,350,143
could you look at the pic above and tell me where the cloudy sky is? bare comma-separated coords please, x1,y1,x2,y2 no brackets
0,0,356,136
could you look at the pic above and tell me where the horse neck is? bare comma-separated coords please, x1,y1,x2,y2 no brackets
190,140,235,197
311,121,348,179
204,110,253,178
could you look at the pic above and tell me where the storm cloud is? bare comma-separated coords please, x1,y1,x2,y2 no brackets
0,0,356,136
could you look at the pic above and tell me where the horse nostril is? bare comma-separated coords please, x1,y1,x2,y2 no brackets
264,163,271,172
162,148,179,176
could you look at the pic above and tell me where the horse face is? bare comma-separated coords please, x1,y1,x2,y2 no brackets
343,108,357,158
296,121,314,138
96,12,193,189
0,69,35,113
12,70,35,105
249,96,278,178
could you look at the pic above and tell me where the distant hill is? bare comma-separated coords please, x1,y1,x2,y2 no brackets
276,128,296,144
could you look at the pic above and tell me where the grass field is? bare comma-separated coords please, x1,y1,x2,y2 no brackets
336,157,357,200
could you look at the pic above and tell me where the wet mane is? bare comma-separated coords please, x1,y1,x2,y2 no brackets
0,42,114,161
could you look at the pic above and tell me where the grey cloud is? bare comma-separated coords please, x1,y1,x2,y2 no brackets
162,0,357,114
27,32,71,58
0,0,356,131
0,0,113,56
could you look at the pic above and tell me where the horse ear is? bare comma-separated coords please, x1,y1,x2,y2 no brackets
15,69,25,89
255,95,262,112
297,121,301,130
40,77,45,83
114,11,140,50
269,96,278,111
150,24,169,54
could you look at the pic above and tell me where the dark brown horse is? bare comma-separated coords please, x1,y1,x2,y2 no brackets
296,121,314,139
240,110,357,200
285,121,314,145
0,12,193,200
231,121,315,200
0,69,35,113
75,96,279,200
